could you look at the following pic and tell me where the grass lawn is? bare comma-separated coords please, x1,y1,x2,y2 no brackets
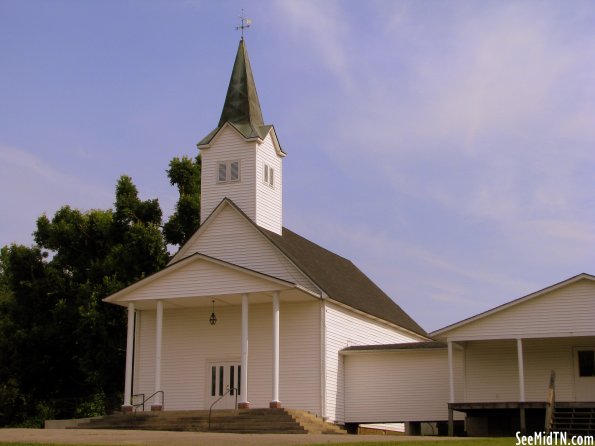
308,440,517,446
0,439,522,446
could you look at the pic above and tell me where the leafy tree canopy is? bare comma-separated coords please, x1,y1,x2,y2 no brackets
163,154,201,246
0,160,200,426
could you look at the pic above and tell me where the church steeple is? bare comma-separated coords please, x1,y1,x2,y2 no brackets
199,39,272,146
218,38,264,131
198,38,285,235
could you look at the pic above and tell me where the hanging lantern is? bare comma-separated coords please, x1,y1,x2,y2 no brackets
209,300,217,325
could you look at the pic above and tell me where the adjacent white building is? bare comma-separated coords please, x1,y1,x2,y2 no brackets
342,273,595,435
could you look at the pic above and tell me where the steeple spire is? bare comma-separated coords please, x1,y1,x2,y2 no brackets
198,38,272,147
218,38,264,130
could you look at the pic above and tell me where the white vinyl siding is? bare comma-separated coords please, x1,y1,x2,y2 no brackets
344,349,465,422
122,258,283,302
441,279,595,340
201,126,256,224
324,301,425,423
523,337,576,401
187,204,319,294
255,133,282,234
464,340,520,402
460,336,595,404
133,301,321,413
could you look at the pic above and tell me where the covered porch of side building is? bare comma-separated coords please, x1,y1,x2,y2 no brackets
103,252,322,413
446,335,595,436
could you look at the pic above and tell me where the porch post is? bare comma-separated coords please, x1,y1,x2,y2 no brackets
270,291,281,408
122,302,135,412
517,338,526,434
448,340,454,436
152,299,163,410
448,341,455,403
239,293,250,408
517,338,525,402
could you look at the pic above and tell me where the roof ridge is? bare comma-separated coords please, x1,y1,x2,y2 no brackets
261,225,427,337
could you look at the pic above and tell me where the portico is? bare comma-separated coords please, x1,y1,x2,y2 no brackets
105,252,320,413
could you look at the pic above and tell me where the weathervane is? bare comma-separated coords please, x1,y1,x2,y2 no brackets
236,9,252,39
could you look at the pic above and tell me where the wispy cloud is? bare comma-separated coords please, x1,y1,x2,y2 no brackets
278,1,595,329
273,0,352,89
0,145,113,246
285,210,535,328
320,2,595,240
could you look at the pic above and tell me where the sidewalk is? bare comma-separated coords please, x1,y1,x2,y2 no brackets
0,429,459,445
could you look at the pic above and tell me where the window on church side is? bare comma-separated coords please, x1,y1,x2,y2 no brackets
263,163,274,188
217,160,240,183
578,350,595,377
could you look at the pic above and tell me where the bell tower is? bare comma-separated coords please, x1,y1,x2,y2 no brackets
198,38,285,235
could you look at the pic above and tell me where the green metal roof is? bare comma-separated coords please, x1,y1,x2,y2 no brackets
198,38,272,147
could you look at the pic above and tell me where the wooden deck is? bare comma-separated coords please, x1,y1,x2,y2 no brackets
447,401,547,436
449,401,547,411
447,402,595,436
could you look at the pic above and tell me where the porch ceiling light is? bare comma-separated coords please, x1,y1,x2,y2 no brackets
210,300,217,325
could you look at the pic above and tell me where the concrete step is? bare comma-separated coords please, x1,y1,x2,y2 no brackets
72,408,316,434
286,409,346,435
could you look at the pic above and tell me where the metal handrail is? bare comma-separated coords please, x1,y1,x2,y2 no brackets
131,393,145,411
132,390,164,412
545,370,556,433
208,387,238,431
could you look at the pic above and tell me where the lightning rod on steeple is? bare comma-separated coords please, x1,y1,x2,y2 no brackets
236,9,252,39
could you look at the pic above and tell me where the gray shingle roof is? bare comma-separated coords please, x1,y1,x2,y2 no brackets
259,226,428,337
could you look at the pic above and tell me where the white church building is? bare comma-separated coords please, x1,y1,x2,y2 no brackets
104,38,429,423
104,39,595,436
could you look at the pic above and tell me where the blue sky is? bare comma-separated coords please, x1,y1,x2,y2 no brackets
1,0,594,331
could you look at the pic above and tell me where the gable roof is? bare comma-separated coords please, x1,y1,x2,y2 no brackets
104,251,298,305
169,198,427,337
259,226,428,337
431,273,595,338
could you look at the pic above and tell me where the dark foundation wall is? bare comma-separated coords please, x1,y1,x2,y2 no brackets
466,409,545,436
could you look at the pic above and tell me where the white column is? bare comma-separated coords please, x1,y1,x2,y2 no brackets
271,291,280,408
517,338,525,402
154,300,163,408
448,340,455,403
239,293,250,408
447,340,455,437
123,302,135,409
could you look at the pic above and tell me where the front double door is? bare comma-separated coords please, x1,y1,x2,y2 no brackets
207,360,241,409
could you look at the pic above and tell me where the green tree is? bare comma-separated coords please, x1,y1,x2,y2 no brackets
0,175,169,426
163,154,201,246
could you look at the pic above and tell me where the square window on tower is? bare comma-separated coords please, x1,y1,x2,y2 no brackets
217,161,240,183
